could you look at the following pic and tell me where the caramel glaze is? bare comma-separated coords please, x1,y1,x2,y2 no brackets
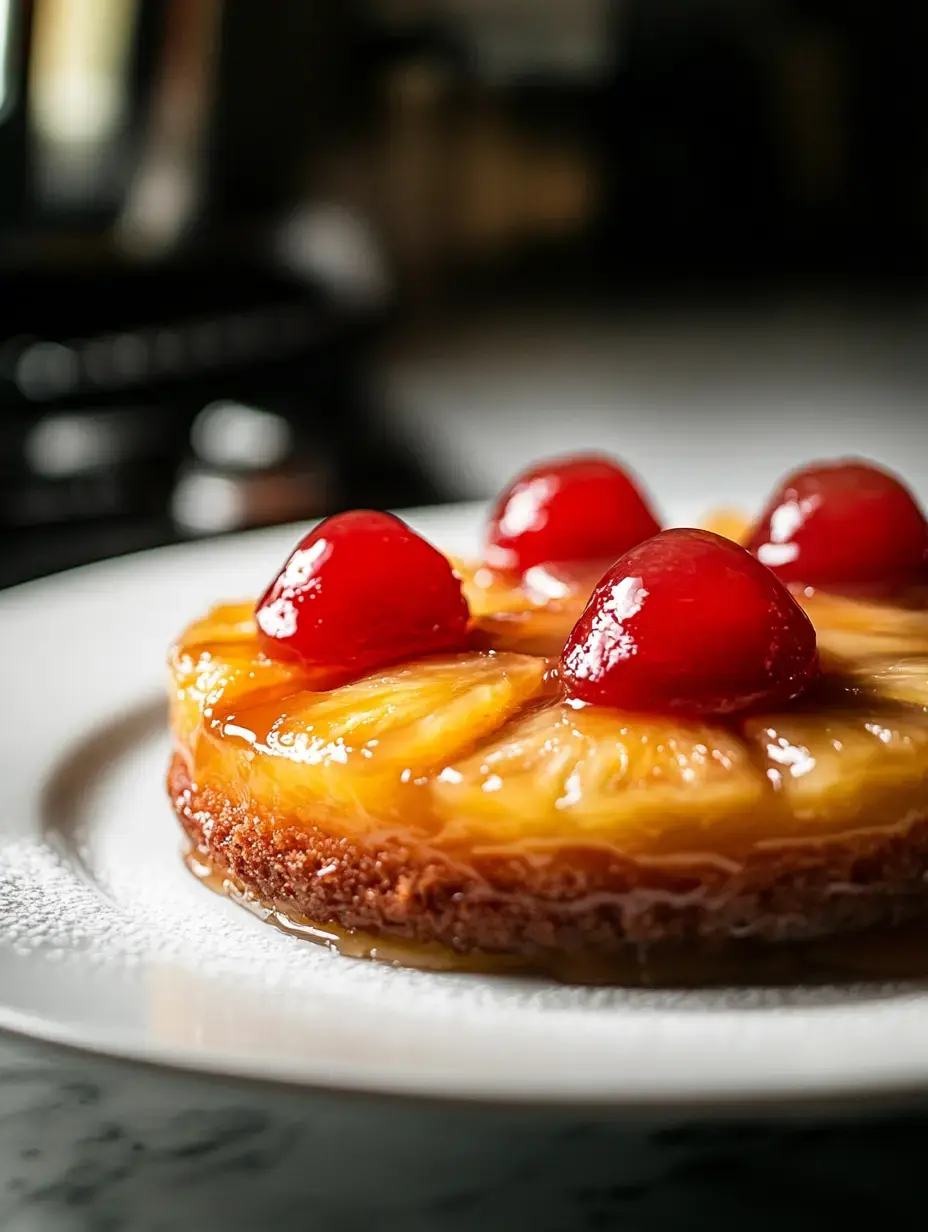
168,552,928,984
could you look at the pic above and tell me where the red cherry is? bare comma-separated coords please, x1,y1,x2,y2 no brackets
746,460,928,596
560,529,819,717
485,454,660,574
256,511,470,678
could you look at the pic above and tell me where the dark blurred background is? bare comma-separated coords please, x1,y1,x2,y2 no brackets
1,0,926,587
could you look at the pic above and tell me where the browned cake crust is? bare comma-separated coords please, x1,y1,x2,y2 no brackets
169,753,928,956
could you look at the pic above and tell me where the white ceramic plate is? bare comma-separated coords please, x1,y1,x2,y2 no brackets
4,501,928,1114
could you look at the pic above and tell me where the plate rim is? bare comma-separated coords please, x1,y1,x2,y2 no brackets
4,1007,928,1118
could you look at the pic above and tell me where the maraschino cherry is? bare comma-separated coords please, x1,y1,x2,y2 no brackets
256,511,470,679
485,454,660,574
747,460,928,596
560,529,819,717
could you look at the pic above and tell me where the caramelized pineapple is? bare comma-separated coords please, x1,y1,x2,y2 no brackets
743,710,928,836
802,591,928,661
699,508,750,544
179,628,547,831
431,704,765,853
170,604,307,744
241,652,546,828
454,557,596,655
855,658,928,709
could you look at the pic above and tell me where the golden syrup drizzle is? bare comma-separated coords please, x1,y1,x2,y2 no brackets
183,847,928,987
184,849,526,975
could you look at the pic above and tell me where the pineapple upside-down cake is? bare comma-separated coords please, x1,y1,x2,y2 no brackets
168,454,928,980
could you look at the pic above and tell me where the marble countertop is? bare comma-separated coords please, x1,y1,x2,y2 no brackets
0,1032,925,1231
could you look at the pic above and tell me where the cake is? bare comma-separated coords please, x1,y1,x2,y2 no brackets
167,455,928,982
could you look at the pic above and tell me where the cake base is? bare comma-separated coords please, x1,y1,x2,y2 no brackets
169,753,928,978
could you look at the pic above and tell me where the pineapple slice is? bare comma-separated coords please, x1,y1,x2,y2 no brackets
431,704,766,855
170,648,306,745
699,509,750,544
170,605,306,744
841,657,928,710
801,591,928,662
178,601,257,650
454,557,594,656
469,604,588,657
207,651,548,830
743,710,928,836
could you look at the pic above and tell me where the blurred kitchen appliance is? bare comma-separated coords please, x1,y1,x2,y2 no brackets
0,0,443,587
0,0,359,245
